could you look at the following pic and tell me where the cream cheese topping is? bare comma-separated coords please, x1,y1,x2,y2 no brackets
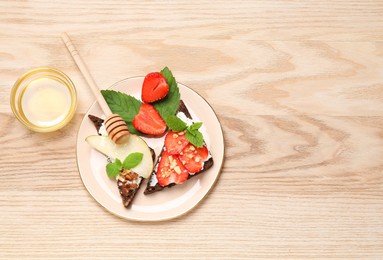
176,111,193,126
98,123,108,136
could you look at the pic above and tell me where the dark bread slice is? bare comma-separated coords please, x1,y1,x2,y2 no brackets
144,100,214,195
88,114,155,208
88,115,104,133
117,170,142,208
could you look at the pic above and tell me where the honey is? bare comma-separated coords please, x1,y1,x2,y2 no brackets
20,77,71,127
10,68,77,132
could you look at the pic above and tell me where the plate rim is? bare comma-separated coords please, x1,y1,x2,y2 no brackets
76,76,225,221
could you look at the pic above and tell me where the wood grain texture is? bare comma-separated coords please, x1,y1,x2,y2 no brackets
1,0,383,259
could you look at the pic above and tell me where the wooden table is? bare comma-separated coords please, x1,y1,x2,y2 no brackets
1,1,383,259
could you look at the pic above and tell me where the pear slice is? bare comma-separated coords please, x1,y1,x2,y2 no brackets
86,134,153,179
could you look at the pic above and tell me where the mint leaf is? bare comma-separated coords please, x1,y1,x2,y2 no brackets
164,115,187,132
154,67,180,119
101,90,141,121
185,122,204,147
186,128,204,148
189,122,202,131
106,159,123,178
101,90,142,134
115,158,122,166
122,152,143,169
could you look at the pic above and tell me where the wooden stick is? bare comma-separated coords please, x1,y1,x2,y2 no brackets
61,32,112,115
61,32,130,144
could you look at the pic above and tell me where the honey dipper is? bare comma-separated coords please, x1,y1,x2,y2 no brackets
61,32,130,144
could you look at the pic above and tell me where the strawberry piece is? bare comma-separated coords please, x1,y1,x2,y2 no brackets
156,152,189,186
164,131,189,155
141,72,169,103
132,103,167,135
179,144,209,174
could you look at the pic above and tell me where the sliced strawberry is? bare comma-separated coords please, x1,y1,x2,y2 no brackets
164,131,189,155
141,72,169,103
132,103,167,135
156,152,189,186
179,144,209,174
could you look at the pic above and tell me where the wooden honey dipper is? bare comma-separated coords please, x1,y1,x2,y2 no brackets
61,32,130,144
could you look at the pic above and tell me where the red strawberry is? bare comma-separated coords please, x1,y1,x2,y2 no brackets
141,72,169,103
156,152,189,186
132,103,167,135
164,131,189,155
179,144,209,174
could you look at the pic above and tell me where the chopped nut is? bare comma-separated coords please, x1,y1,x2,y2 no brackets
173,133,178,138
179,132,184,135
189,146,195,151
118,175,126,182
162,171,170,178
178,141,182,145
121,169,130,176
188,154,193,159
131,172,139,179
195,157,200,162
174,166,181,174
171,161,177,168
121,188,129,195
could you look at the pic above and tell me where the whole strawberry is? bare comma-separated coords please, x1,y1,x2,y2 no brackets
141,72,169,103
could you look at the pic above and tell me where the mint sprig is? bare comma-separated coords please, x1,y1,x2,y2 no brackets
166,115,205,148
101,90,142,135
153,67,180,119
186,122,204,148
106,153,143,178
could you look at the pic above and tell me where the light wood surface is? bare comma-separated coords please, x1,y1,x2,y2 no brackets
1,0,383,259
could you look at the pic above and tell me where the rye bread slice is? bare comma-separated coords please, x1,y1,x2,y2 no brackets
144,100,214,195
116,170,142,208
88,114,155,208
88,114,104,133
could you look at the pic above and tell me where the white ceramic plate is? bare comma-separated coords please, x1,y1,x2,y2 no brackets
76,77,224,221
